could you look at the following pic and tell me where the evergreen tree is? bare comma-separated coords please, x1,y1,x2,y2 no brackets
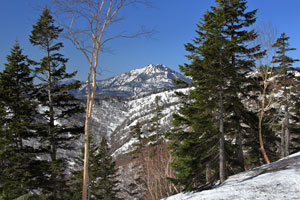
168,0,260,190
90,137,120,200
70,136,120,200
272,33,300,157
129,121,147,156
29,8,83,199
293,97,300,152
129,96,165,157
148,96,164,145
0,43,44,199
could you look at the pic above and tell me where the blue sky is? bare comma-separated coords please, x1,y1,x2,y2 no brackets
1,0,300,81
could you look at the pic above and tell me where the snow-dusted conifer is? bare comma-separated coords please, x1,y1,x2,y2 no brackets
29,8,83,198
169,0,260,190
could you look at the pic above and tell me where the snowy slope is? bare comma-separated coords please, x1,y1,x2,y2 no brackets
74,63,190,148
74,64,190,97
110,88,189,157
162,152,300,200
85,84,188,200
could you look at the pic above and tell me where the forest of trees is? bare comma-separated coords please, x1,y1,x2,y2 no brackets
0,8,119,200
167,0,300,192
0,0,300,200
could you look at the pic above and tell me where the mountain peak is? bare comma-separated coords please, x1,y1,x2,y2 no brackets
145,63,167,70
75,64,190,97
130,64,169,75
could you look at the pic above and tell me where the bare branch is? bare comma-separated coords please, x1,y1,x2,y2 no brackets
49,1,154,199
252,22,279,164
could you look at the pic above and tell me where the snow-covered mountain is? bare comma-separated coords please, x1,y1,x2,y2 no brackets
66,64,300,200
87,87,187,155
71,64,190,199
85,88,186,199
74,64,190,97
162,152,300,200
76,64,190,152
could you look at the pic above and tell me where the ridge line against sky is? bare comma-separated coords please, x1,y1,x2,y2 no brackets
1,0,300,81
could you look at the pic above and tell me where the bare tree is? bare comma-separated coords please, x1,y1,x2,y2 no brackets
137,143,180,200
254,22,278,164
50,1,151,199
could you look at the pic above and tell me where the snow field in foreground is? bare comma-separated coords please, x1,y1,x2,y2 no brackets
163,152,300,200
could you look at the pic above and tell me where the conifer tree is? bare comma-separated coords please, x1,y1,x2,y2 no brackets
90,136,120,200
70,136,120,200
272,33,300,157
129,121,146,156
169,0,260,190
148,96,164,145
293,99,300,152
129,96,165,156
29,8,83,199
219,0,266,167
0,43,43,199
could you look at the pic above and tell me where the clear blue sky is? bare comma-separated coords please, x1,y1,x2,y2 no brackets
1,0,300,81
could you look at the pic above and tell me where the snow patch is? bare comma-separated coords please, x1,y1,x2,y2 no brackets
162,152,300,200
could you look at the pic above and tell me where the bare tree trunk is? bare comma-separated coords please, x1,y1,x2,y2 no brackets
285,115,290,156
236,131,245,171
206,162,212,184
254,23,277,164
50,1,152,199
280,119,285,158
82,115,90,199
46,44,58,199
259,109,270,164
219,91,226,183
282,108,290,157
83,58,98,200
257,70,271,164
282,69,290,158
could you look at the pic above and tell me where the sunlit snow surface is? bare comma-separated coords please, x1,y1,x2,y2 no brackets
111,88,189,157
163,152,300,200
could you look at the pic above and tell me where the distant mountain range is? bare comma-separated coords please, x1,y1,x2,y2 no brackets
72,64,190,97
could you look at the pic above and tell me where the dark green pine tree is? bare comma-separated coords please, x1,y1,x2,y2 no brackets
168,0,260,191
218,0,269,170
148,95,164,145
168,6,226,191
272,33,300,157
89,136,120,200
29,8,83,199
69,136,120,200
129,121,147,156
0,43,46,199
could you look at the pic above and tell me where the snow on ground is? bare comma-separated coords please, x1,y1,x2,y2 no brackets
163,152,300,200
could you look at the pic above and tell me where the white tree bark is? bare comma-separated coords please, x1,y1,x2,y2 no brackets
51,1,151,199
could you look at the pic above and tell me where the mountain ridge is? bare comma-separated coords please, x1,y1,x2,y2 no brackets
73,64,190,97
